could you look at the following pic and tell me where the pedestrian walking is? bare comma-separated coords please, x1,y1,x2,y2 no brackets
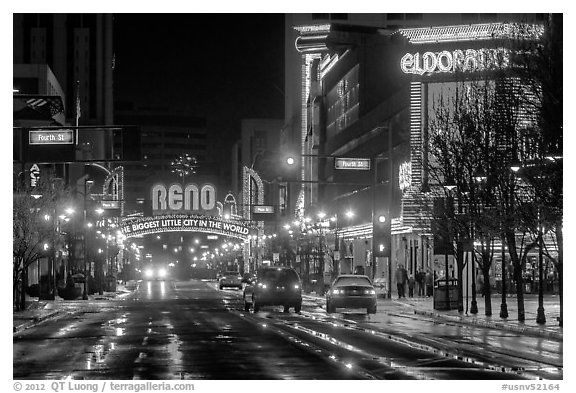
395,264,408,298
408,274,415,297
425,269,433,297
416,269,425,296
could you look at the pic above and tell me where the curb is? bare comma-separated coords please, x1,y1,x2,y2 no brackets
13,310,64,334
413,309,562,340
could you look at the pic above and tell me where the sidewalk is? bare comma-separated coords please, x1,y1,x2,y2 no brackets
13,286,133,333
389,293,563,340
302,291,562,340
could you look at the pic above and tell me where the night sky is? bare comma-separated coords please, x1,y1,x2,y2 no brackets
113,14,285,140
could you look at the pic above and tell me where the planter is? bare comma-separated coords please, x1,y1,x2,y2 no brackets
58,286,82,300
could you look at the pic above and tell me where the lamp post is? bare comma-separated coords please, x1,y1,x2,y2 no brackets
82,179,94,300
442,184,457,310
499,234,509,318
536,209,546,324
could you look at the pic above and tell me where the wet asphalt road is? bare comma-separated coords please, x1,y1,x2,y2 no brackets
13,279,562,380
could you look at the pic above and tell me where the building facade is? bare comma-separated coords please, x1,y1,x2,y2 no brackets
282,14,549,292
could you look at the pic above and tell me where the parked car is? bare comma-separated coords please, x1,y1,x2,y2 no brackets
125,280,138,291
326,274,377,314
243,267,302,313
219,271,243,290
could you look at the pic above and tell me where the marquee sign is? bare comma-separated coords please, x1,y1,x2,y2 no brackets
120,214,252,240
400,48,510,76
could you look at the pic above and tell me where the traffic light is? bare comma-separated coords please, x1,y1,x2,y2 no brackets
373,210,391,258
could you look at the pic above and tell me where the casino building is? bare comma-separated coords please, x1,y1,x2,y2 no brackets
283,15,549,292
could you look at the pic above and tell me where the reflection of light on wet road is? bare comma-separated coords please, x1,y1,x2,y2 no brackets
160,281,166,297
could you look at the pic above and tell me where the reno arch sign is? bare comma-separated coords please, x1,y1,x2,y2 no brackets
151,182,216,213
400,48,510,76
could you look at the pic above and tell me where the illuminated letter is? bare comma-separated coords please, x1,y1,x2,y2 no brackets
168,184,183,210
200,184,216,210
413,52,424,75
400,53,414,74
151,184,167,211
184,184,199,211
452,50,465,72
437,51,453,73
476,48,488,71
464,49,478,72
422,52,437,74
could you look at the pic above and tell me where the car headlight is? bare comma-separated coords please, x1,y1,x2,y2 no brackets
294,284,300,289
332,289,340,295
144,269,154,278
365,289,376,295
158,268,167,277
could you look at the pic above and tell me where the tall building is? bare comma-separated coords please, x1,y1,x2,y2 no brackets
114,105,209,215
13,14,114,126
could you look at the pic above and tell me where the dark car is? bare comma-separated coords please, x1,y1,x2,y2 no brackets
218,271,243,290
326,274,377,314
243,267,302,313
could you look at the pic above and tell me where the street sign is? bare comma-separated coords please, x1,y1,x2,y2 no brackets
334,158,371,170
29,129,74,145
101,201,120,209
252,205,275,214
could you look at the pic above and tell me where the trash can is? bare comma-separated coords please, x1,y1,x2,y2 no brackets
373,278,388,298
433,278,459,310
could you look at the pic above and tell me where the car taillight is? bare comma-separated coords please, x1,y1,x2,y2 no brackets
364,289,376,295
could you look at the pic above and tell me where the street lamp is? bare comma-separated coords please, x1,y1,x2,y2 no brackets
82,179,94,300
536,209,546,324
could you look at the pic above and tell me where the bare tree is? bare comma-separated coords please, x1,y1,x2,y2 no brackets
427,80,503,316
13,174,69,311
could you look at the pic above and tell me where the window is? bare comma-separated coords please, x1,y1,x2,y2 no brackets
312,13,329,20
405,13,423,20
335,276,372,286
479,13,497,22
461,13,479,22
326,65,360,137
254,131,266,150
330,14,348,20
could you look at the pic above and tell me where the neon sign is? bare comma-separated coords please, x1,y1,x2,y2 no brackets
120,214,251,240
151,183,216,213
400,48,510,76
